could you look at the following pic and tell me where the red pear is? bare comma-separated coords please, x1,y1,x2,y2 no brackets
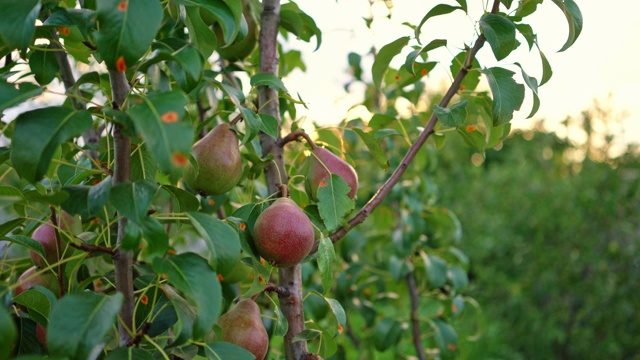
306,146,358,201
217,299,268,360
14,266,60,298
253,198,314,268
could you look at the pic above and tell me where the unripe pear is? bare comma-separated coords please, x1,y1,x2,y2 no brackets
217,298,268,360
307,146,358,201
14,266,61,298
184,123,243,196
253,197,314,268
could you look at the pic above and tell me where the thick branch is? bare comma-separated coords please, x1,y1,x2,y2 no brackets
258,1,309,359
406,271,425,360
328,0,499,243
109,70,135,346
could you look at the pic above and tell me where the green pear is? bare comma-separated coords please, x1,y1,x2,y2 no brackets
217,298,268,360
14,266,61,298
253,197,315,268
184,123,243,195
306,146,359,201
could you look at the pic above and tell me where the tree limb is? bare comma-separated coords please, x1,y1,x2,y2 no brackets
329,0,501,244
406,271,426,360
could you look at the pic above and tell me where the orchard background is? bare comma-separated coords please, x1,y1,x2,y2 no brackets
1,0,638,359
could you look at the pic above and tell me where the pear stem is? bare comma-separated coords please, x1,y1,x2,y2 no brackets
279,130,317,149
229,113,243,126
277,183,289,198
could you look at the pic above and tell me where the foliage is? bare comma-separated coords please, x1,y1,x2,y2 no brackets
0,0,581,359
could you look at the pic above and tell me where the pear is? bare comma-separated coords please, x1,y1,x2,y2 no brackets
253,197,315,268
184,123,243,195
217,298,268,360
306,146,359,201
29,211,79,268
14,266,61,298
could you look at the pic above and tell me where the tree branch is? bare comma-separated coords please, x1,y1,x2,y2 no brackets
328,0,500,244
279,130,317,149
109,69,135,346
406,271,425,360
258,1,309,359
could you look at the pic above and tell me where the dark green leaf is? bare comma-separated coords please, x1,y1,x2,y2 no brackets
152,253,221,339
420,251,448,288
454,0,467,12
373,318,404,351
177,0,237,44
432,319,459,357
482,67,525,126
128,90,192,172
317,237,335,294
168,45,205,92
259,114,279,140
306,322,337,358
105,347,155,360
457,126,486,151
500,0,513,8
0,218,25,238
162,185,199,213
187,212,241,277
280,2,322,50
109,180,157,224
0,81,42,112
434,100,468,127
141,216,169,259
372,36,409,88
0,306,16,360
352,128,388,170
0,0,41,52
551,0,583,52
292,329,322,342
415,5,461,41
11,107,92,183
184,6,216,59
250,73,288,92
514,62,540,118
516,0,543,18
539,49,553,86
448,266,468,292
317,174,355,232
4,235,45,260
205,342,254,360
94,0,163,70
28,46,59,85
515,23,535,50
404,39,446,75
61,176,112,218
47,292,123,359
450,51,481,91
13,288,54,326
479,14,516,61
0,185,24,205
130,145,157,181
369,113,395,130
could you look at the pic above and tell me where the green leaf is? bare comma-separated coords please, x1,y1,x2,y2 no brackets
455,0,467,12
551,0,583,52
280,2,322,50
372,36,409,89
448,266,469,292
0,218,25,238
317,237,336,294
0,185,25,205
187,212,241,277
434,100,468,127
516,0,543,18
61,176,112,218
94,0,163,70
141,216,169,259
373,318,404,351
162,185,199,213
482,67,525,126
128,90,192,172
539,49,553,86
450,51,481,91
0,81,42,112
415,5,461,41
0,306,16,360
250,73,288,92
28,45,60,86
352,128,388,170
184,6,216,59
106,347,155,360
130,145,158,181
259,114,279,140
306,322,337,358
316,174,355,232
13,288,55,326
161,285,197,346
369,113,396,130
292,329,322,342
4,235,45,260
177,0,237,45
432,319,459,357
420,251,448,288
47,292,124,359
0,0,41,52
152,253,221,339
515,23,535,50
457,126,486,151
500,0,514,8
109,180,157,224
10,107,92,183
205,342,254,360
514,62,540,118
404,39,446,75
479,14,516,61
167,45,205,92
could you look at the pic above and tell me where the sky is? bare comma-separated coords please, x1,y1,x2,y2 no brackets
284,1,639,149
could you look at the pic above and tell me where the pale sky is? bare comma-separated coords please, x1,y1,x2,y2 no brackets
285,1,639,148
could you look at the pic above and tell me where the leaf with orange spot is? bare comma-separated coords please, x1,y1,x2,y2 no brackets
117,1,127,11
172,152,188,167
115,56,127,72
317,174,355,232
140,294,148,305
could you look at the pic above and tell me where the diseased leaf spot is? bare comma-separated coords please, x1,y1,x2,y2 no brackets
171,152,188,167
161,111,179,123
451,304,458,312
239,223,246,231
421,68,428,76
447,344,457,351
140,294,149,305
207,198,215,205
319,180,328,188
58,26,70,36
460,85,466,91
395,75,401,81
117,1,128,11
167,248,176,255
465,125,476,133
217,274,224,282
338,323,343,334
116,56,127,72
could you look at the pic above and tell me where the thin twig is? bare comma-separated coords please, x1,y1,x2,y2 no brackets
70,242,115,256
126,321,152,347
48,206,66,297
406,271,426,360
278,130,317,149
328,0,501,244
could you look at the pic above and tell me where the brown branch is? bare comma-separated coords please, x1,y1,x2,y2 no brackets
229,113,243,126
406,271,426,360
48,206,66,297
279,130,317,149
328,0,500,244
126,321,152,347
252,283,292,301
109,69,135,346
70,242,115,256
